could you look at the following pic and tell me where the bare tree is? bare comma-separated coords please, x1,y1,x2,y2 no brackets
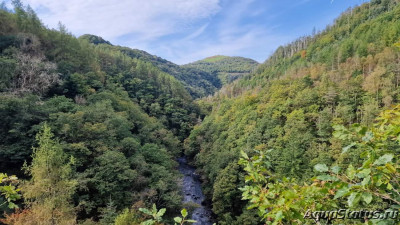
12,51,60,95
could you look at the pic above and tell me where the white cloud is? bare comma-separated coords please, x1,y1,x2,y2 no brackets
167,26,287,64
153,0,290,64
22,0,221,41
11,0,287,64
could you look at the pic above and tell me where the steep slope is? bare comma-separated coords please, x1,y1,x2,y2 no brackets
77,34,221,98
118,47,222,98
0,3,197,223
183,55,259,85
185,1,400,224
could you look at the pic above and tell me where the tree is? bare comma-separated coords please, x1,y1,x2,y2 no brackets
362,65,386,98
239,105,400,224
212,163,242,217
85,150,137,210
12,51,60,95
99,198,118,225
7,124,77,225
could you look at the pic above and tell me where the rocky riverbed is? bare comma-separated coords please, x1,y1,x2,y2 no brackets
178,157,213,225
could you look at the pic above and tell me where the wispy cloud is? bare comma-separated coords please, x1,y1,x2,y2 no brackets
152,0,289,64
20,0,221,40
8,0,367,64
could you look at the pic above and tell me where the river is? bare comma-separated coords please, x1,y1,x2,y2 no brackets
177,156,214,225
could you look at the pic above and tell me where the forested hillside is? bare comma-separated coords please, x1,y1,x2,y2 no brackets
185,0,400,224
79,34,221,98
0,1,203,224
182,56,259,85
2,0,400,224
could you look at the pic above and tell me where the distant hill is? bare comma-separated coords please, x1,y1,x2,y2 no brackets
116,47,222,98
183,55,259,85
78,35,221,98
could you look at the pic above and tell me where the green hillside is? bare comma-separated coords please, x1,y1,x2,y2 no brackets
186,0,400,224
183,55,259,85
1,0,400,224
117,47,222,98
0,2,199,223
77,34,221,98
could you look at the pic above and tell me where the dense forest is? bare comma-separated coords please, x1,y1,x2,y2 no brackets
185,0,400,224
78,34,222,99
1,0,400,224
0,1,206,224
182,56,259,85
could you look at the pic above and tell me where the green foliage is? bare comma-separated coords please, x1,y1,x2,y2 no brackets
185,1,400,224
212,163,242,218
0,3,201,221
114,208,142,225
84,150,137,210
113,206,197,225
0,56,16,91
327,106,400,208
173,209,196,225
0,95,48,171
118,47,221,98
21,123,77,224
238,105,400,224
99,199,118,225
139,204,166,225
79,34,112,45
183,55,259,85
0,173,20,210
2,1,400,224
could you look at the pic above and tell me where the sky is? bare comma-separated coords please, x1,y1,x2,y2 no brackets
6,0,370,64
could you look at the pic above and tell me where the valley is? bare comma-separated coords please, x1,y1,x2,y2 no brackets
1,0,400,224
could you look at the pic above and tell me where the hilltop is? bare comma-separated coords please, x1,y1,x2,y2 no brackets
183,55,259,85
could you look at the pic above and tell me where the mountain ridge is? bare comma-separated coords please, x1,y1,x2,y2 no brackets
183,55,259,85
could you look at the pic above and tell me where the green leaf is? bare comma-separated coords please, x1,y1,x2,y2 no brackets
362,131,373,142
139,208,152,216
8,202,18,209
174,217,182,223
316,174,338,181
362,192,373,204
347,192,360,208
357,168,371,178
361,176,370,186
356,126,367,135
386,163,396,173
346,165,356,180
240,150,249,160
373,154,394,165
342,142,356,153
141,219,155,225
275,210,284,221
331,165,340,174
152,204,157,213
186,219,197,223
334,187,350,199
314,164,329,172
157,208,166,218
181,208,188,218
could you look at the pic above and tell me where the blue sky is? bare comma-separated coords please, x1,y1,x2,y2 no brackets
7,0,369,64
